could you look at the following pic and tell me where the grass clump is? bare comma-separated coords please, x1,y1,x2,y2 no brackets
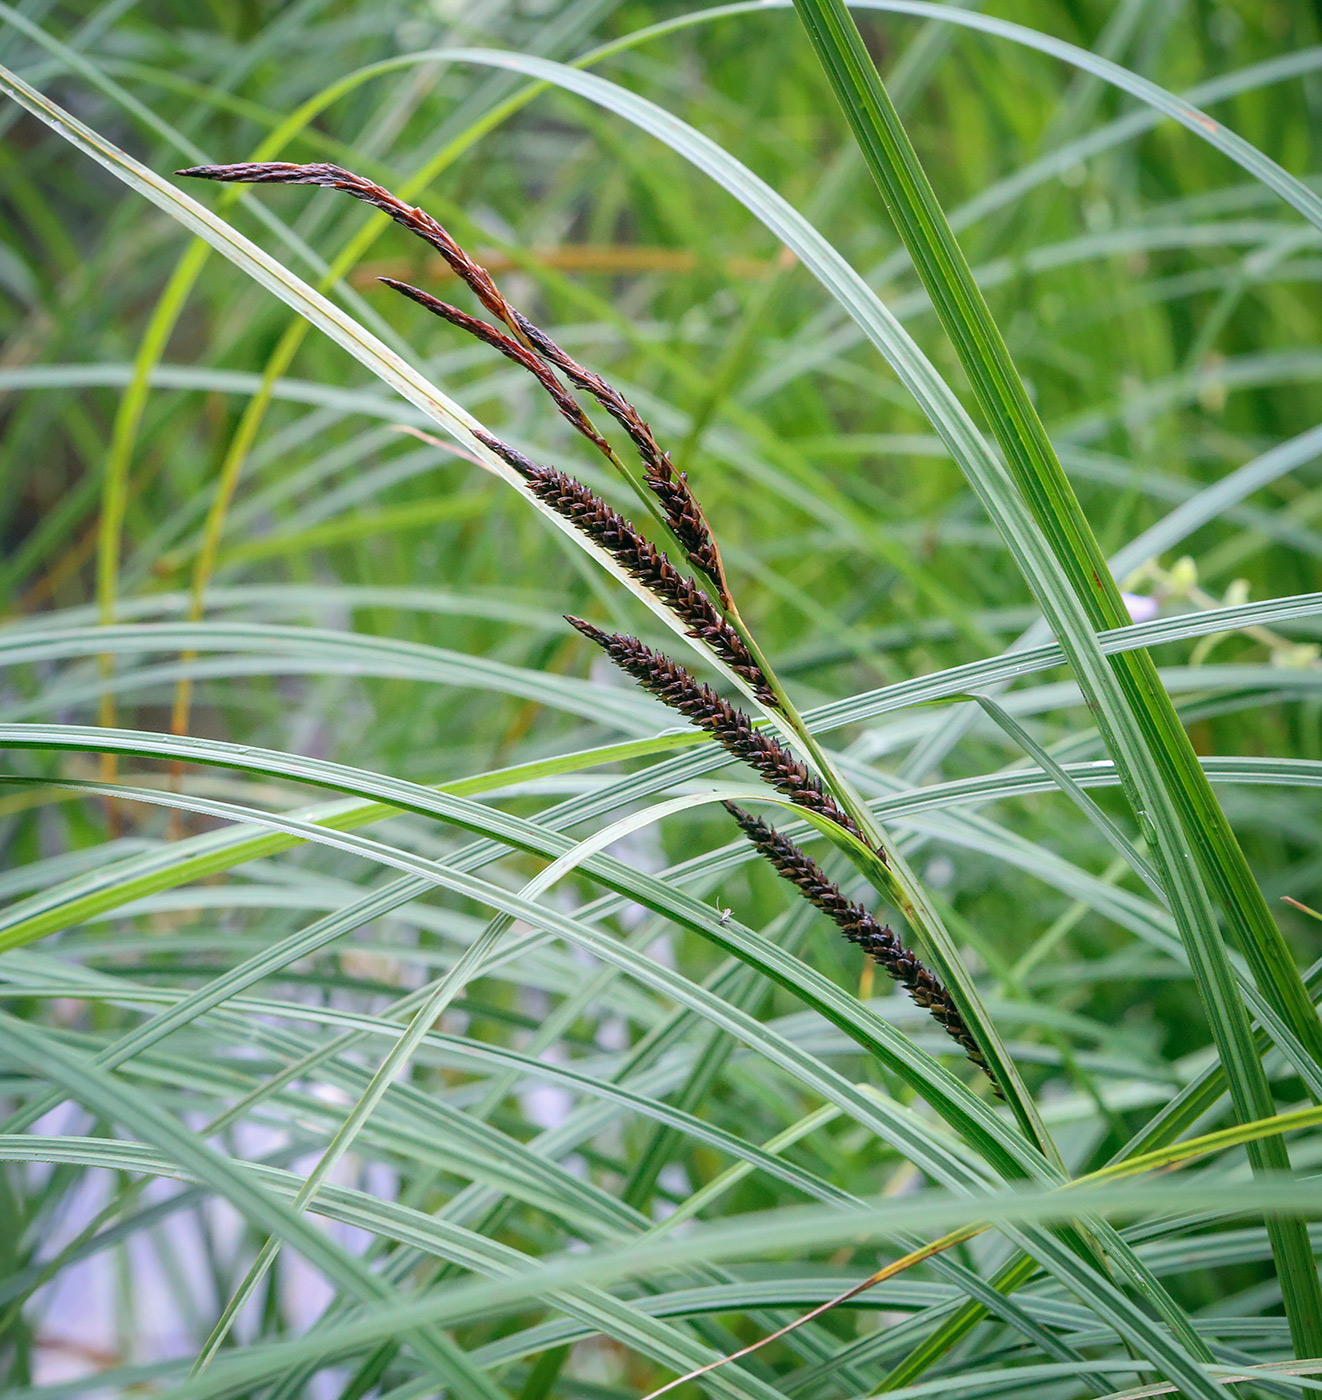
1,3,1322,1398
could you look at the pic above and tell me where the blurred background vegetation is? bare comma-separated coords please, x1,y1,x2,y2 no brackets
3,1,1322,1396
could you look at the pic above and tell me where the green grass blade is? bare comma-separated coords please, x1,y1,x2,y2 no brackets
0,1010,511,1398
791,0,1322,1363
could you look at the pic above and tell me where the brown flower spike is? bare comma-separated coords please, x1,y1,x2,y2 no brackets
478,433,774,704
725,805,997,1088
177,160,993,1094
566,620,858,841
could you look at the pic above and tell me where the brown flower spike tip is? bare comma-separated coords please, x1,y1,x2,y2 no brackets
177,162,517,328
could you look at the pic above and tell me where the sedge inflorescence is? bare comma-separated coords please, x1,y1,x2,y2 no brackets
178,160,995,1088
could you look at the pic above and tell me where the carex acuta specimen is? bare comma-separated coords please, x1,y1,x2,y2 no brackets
178,160,996,1087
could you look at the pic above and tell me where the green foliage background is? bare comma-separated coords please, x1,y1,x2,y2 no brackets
2,1,1322,1396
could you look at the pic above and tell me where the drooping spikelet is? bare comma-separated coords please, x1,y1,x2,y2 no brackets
179,158,996,1101
179,161,729,597
177,162,519,329
476,433,774,704
566,620,857,840
724,805,997,1088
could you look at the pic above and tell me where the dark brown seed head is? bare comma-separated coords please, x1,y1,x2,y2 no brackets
724,804,997,1090
568,624,856,838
